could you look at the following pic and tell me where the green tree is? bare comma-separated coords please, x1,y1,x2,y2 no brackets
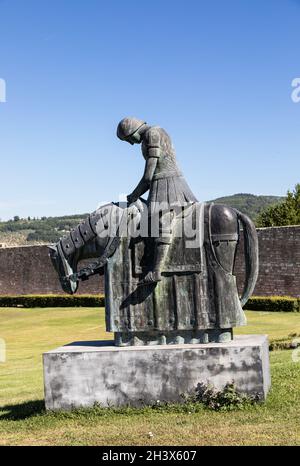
256,184,300,227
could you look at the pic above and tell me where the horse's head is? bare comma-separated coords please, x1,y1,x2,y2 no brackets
49,198,147,295
48,241,79,295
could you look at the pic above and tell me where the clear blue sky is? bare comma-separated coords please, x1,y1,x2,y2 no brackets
0,0,300,220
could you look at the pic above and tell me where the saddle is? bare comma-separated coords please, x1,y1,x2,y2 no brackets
132,202,205,276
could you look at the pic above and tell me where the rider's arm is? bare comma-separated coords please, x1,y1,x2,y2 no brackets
128,156,158,202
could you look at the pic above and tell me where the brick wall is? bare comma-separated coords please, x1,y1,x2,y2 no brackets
235,226,300,297
0,226,299,297
0,245,104,295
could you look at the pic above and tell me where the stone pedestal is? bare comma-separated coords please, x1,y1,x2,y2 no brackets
43,335,271,411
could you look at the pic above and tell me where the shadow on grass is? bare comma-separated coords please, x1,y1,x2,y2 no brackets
0,400,45,420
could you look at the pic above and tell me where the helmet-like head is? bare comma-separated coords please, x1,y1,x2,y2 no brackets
117,117,146,144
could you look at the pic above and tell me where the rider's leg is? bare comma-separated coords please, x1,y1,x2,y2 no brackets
151,241,170,281
139,210,174,285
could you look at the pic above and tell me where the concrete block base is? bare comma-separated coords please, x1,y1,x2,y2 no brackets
43,335,271,410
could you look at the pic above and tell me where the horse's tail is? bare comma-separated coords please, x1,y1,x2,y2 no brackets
235,210,259,307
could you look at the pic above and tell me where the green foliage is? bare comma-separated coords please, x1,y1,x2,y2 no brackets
0,213,88,243
26,230,62,243
210,193,284,221
269,334,300,351
256,184,300,227
183,382,260,411
0,294,298,312
246,296,300,312
0,294,105,308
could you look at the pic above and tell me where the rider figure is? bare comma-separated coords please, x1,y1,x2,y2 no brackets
117,117,198,285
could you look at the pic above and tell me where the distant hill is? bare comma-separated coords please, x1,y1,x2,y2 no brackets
0,193,284,247
0,214,88,248
209,193,284,221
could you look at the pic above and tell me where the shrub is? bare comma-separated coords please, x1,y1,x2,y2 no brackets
0,294,298,313
182,382,260,411
0,294,105,308
245,296,300,312
27,230,62,243
269,334,300,351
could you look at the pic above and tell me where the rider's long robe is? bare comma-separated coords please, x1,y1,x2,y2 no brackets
141,126,198,215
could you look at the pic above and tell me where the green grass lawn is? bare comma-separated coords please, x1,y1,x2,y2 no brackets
0,307,300,445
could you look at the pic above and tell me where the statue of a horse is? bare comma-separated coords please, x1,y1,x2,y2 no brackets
49,199,258,346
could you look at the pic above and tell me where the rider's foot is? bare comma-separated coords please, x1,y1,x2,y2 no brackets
138,270,162,286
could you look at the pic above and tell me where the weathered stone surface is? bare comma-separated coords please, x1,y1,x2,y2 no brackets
43,335,270,410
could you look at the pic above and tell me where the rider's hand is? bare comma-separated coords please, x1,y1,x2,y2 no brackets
127,194,137,204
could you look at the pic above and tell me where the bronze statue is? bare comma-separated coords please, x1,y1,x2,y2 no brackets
49,118,259,346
